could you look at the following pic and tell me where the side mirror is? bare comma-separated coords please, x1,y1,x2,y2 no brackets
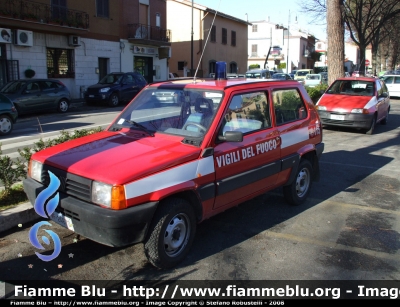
218,131,243,142
381,92,388,98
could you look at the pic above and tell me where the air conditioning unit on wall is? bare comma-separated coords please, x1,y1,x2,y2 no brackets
69,35,81,46
15,29,33,46
0,28,12,44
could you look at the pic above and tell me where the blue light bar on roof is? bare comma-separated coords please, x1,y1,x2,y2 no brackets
215,62,227,80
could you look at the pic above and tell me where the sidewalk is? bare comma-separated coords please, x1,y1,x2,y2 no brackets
0,201,39,234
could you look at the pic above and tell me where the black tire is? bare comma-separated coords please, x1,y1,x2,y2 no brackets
58,99,69,113
144,198,196,269
108,93,119,107
365,115,376,135
381,109,389,125
283,159,313,206
0,115,13,136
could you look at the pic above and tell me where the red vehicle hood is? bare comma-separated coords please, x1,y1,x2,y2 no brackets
318,94,373,111
32,131,201,185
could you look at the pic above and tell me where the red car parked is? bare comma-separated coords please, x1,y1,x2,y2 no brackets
316,77,390,135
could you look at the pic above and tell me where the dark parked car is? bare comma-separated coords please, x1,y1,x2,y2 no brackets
0,79,71,115
271,73,292,80
85,72,147,107
0,93,18,136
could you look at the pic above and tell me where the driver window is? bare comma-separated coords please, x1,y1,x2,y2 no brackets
222,92,270,134
124,74,134,84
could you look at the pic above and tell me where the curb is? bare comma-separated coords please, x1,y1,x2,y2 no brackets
0,202,39,234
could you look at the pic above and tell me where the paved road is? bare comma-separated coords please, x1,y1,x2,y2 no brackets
0,99,399,284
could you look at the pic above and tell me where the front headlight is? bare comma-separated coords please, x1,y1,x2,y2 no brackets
100,87,110,93
316,105,327,111
351,108,368,114
29,160,43,182
92,181,126,209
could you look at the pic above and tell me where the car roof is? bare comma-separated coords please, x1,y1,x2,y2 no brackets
149,78,299,91
335,77,377,81
9,79,62,82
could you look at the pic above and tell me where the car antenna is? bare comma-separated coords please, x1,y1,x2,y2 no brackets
193,0,222,83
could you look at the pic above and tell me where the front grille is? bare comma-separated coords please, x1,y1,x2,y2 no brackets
322,119,355,126
86,88,99,95
42,165,92,202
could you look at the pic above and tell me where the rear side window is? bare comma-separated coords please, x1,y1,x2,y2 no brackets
222,92,271,134
272,89,307,125
383,76,394,84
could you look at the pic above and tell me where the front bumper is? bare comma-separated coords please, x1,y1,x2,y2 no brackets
23,177,159,247
318,111,373,130
84,92,111,102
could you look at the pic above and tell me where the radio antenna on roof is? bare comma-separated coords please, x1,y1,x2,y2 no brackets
193,0,222,83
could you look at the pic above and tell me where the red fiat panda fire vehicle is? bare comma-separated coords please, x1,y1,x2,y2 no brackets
23,66,324,269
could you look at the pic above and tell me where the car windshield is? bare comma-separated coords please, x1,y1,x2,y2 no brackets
246,72,260,78
99,74,124,84
327,80,375,96
0,81,27,94
272,74,285,79
306,75,320,80
297,71,309,76
109,88,224,140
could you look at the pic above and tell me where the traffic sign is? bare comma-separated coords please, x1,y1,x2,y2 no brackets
365,59,370,66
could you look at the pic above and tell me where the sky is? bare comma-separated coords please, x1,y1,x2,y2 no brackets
193,0,327,40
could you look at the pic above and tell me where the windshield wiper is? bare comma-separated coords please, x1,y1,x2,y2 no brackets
123,119,154,137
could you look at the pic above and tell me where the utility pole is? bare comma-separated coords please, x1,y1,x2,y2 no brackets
287,10,290,74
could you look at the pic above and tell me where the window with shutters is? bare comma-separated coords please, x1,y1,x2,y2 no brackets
231,31,236,46
96,0,110,18
211,25,216,42
222,28,227,45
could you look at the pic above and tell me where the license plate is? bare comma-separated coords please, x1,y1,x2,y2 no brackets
50,211,75,231
89,95,94,98
331,114,345,120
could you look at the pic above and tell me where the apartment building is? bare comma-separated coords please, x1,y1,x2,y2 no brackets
166,0,250,78
0,0,171,99
247,18,316,73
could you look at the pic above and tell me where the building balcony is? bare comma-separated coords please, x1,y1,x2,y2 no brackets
127,23,171,47
0,0,89,32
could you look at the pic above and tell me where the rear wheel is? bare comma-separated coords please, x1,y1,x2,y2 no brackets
283,159,313,206
108,93,119,107
365,115,376,135
0,115,13,135
144,198,196,269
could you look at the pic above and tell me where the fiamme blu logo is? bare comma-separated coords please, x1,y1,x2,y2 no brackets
28,171,62,261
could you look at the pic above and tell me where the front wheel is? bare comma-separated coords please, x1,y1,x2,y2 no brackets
58,99,69,113
283,159,313,206
381,109,389,125
144,198,196,269
108,93,119,107
365,115,376,135
0,115,13,135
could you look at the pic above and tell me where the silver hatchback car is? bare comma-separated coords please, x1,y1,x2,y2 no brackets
0,79,71,115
